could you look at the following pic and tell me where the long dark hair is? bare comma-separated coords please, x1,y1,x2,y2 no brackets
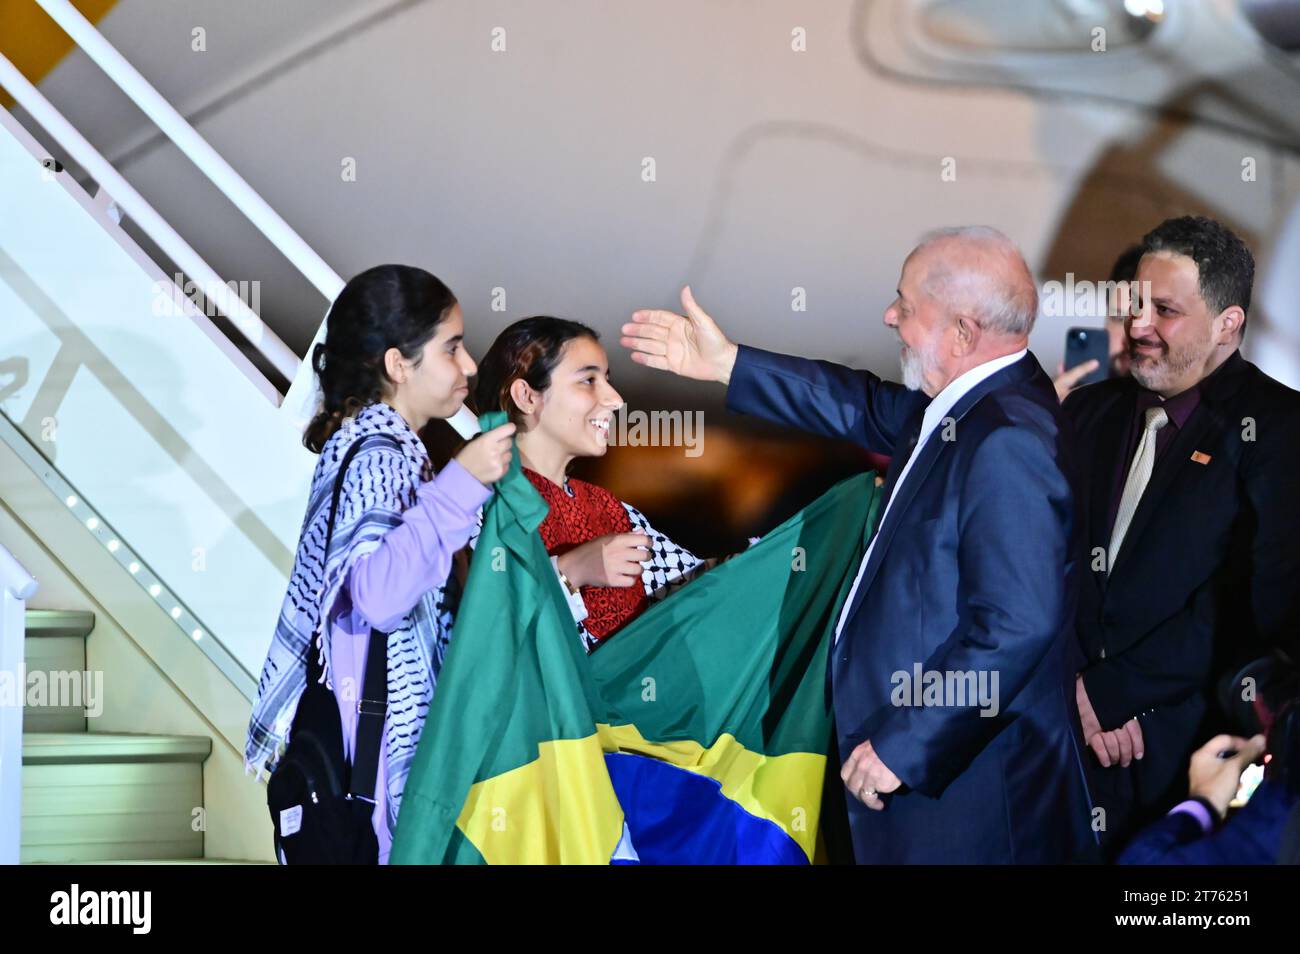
472,316,599,428
303,264,458,453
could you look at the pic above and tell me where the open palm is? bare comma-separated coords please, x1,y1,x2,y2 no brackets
621,286,736,383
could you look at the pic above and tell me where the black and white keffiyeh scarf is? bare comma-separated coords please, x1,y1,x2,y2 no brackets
245,401,457,837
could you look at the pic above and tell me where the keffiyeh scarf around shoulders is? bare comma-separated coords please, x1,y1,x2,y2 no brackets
246,401,457,832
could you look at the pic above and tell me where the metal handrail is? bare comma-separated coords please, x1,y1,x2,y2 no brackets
34,0,344,304
0,544,38,865
0,54,299,383
19,0,482,438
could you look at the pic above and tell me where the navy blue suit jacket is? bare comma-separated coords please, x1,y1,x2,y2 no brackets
1119,782,1298,864
727,345,1096,863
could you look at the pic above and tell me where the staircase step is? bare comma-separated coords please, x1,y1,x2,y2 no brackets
20,733,210,864
22,732,210,764
21,612,92,733
24,609,95,639
70,858,276,865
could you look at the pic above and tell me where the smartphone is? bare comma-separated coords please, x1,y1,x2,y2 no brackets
1064,328,1110,387
1231,762,1266,809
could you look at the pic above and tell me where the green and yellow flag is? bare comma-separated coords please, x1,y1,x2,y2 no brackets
391,412,881,864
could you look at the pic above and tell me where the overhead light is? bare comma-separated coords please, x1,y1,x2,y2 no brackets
1123,0,1164,21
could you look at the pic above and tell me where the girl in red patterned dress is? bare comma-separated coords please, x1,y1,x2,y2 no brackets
473,316,716,651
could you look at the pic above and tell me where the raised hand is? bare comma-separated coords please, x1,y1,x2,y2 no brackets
454,421,516,486
1054,358,1100,402
622,286,739,384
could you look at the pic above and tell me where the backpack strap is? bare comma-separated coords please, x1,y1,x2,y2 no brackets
314,432,400,803
350,628,388,803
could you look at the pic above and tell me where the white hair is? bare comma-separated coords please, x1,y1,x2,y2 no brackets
913,225,1037,337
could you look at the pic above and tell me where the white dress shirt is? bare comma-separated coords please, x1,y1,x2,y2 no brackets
833,349,1028,644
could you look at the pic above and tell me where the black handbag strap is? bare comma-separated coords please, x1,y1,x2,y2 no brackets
315,432,397,803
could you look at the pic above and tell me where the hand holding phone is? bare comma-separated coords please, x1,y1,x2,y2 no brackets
1189,733,1267,818
1064,327,1110,388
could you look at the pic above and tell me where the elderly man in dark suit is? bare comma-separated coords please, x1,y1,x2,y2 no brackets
622,226,1096,863
1063,215,1300,856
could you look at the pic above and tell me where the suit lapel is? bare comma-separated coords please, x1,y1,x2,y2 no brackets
1087,393,1132,593
847,421,947,602
1107,399,1220,577
874,404,927,515
1106,352,1250,577
841,354,1038,625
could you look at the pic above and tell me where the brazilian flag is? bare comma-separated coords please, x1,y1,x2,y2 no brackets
390,412,881,864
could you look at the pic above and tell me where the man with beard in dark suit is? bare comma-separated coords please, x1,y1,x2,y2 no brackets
624,226,1096,863
1064,215,1300,857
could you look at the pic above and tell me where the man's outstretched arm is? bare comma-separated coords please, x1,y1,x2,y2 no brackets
624,286,923,454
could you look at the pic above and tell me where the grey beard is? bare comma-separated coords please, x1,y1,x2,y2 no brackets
1130,344,1199,392
900,345,926,391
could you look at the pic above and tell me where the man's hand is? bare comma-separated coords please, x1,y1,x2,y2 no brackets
1054,359,1099,402
1091,720,1145,768
1188,733,1266,820
840,740,902,812
622,286,739,385
1076,674,1103,738
1076,675,1144,767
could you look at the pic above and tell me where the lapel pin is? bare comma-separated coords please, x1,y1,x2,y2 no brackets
1191,451,1212,465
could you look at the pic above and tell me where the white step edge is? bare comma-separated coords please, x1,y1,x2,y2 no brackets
23,610,95,640
22,732,212,765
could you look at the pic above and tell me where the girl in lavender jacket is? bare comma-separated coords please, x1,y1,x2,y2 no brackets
246,265,515,863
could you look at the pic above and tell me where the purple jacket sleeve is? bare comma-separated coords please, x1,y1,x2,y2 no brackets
347,459,491,632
